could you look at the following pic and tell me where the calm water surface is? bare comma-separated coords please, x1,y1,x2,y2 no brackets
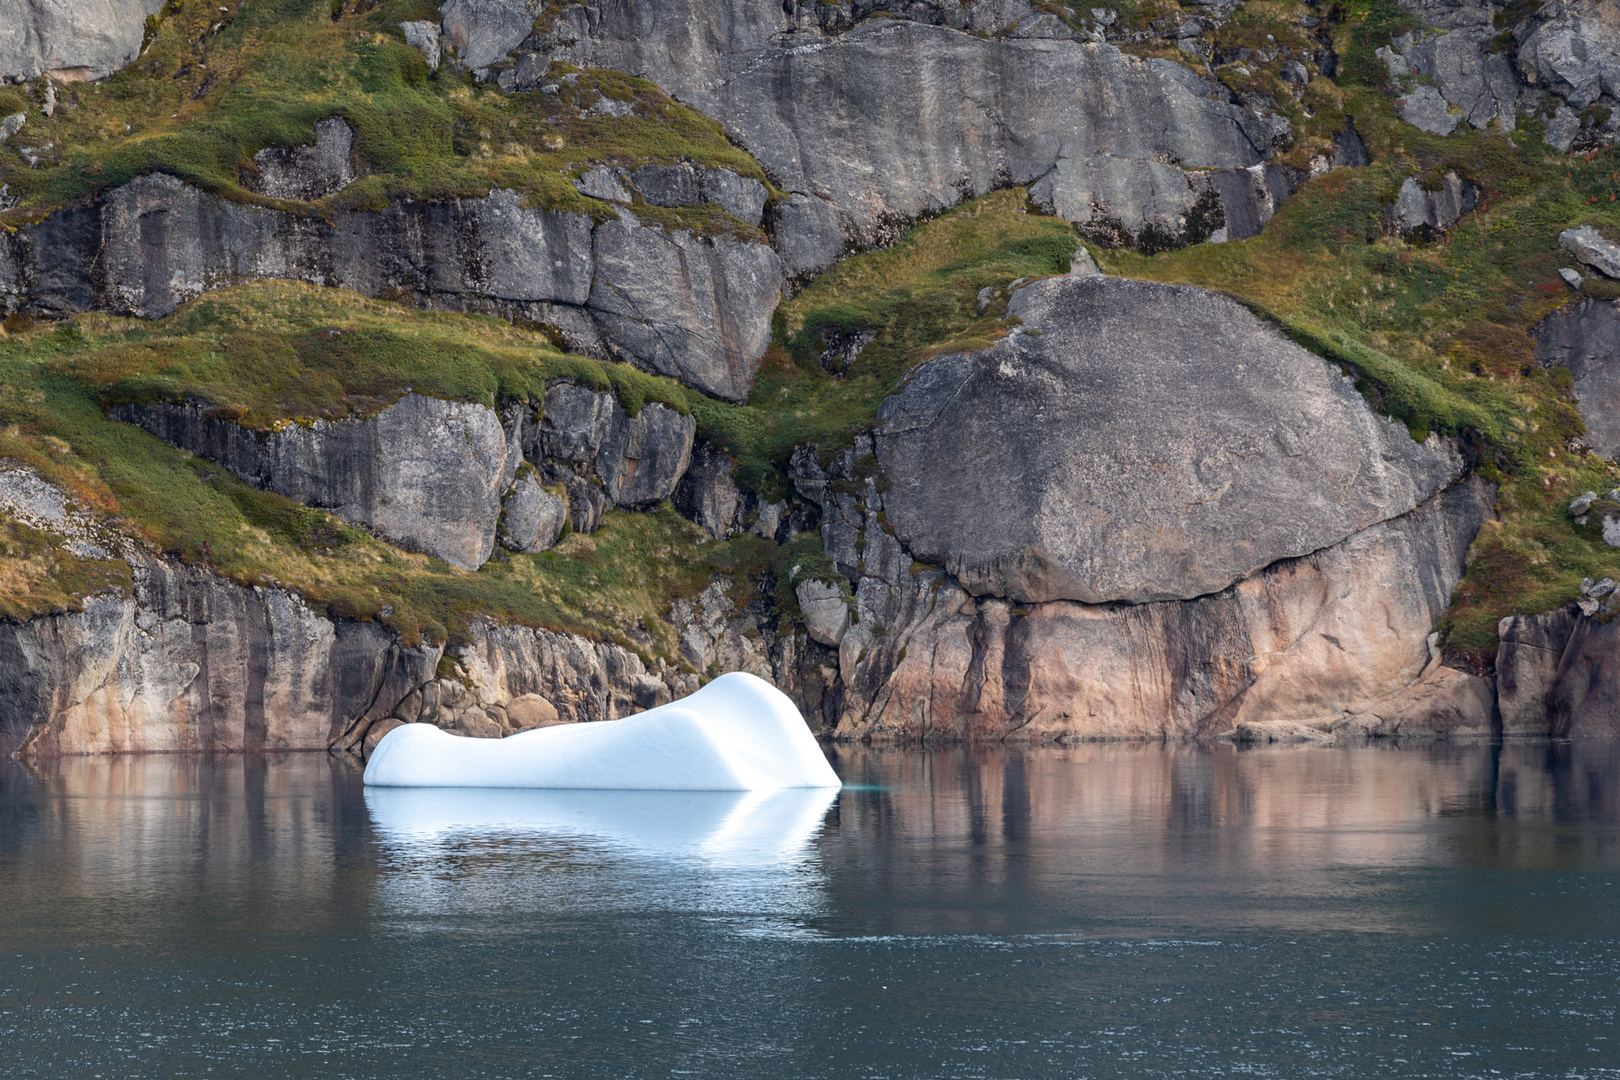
2,742,1619,1079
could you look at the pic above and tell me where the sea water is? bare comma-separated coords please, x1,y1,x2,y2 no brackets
2,741,1617,1078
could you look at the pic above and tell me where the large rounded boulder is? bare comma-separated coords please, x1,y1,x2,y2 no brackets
874,275,1465,604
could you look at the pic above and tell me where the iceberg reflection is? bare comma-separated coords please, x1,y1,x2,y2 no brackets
365,785,838,869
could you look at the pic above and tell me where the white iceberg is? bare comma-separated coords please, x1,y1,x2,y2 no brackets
363,671,841,790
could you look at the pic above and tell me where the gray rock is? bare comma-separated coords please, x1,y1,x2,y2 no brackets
247,117,358,201
627,163,769,226
874,275,1465,604
1561,267,1586,288
1,0,167,82
1497,604,1620,738
673,442,743,539
574,165,632,203
1396,84,1460,135
796,579,851,647
0,113,23,143
770,193,847,279
1068,246,1101,278
439,0,541,70
1386,26,1520,133
519,7,1293,252
1517,0,1620,111
1545,104,1583,153
1332,122,1371,167
1559,225,1620,279
499,471,568,553
1535,299,1620,459
1570,491,1599,516
117,393,519,570
17,174,784,399
599,402,697,507
1389,172,1478,238
530,381,696,508
400,21,443,72
587,212,781,402
332,187,597,306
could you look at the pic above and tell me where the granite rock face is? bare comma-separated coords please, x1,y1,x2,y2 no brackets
0,555,433,756
1497,605,1620,738
587,213,781,401
673,442,743,540
530,380,697,512
508,1,1294,255
499,470,568,553
1,0,167,82
874,276,1464,605
117,393,521,570
1534,297,1620,459
440,0,543,70
246,117,358,201
9,175,781,400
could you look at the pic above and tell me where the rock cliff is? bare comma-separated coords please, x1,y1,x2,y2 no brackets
502,0,1295,264
115,378,699,569
6,174,779,401
115,394,522,571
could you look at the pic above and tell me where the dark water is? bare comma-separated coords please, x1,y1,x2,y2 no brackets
3,743,1619,1079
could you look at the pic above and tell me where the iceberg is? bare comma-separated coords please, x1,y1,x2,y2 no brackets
363,672,841,790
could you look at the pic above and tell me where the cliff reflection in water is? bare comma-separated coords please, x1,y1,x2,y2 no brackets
2,741,1618,942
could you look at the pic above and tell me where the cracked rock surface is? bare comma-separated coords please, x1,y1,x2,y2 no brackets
874,275,1465,604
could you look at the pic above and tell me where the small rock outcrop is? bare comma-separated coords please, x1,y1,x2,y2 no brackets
9,174,782,401
1534,297,1620,459
116,393,521,570
673,442,744,540
1388,172,1478,239
246,117,358,201
1560,225,1620,280
874,275,1464,605
499,470,568,553
1,0,166,82
529,380,697,515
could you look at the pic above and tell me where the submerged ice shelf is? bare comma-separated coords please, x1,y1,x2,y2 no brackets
363,672,841,790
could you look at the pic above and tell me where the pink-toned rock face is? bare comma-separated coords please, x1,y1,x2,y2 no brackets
834,478,1493,743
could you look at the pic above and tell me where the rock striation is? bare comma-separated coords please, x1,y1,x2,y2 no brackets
5,173,781,401
1534,297,1620,459
501,0,1295,263
873,276,1464,605
1,0,167,82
